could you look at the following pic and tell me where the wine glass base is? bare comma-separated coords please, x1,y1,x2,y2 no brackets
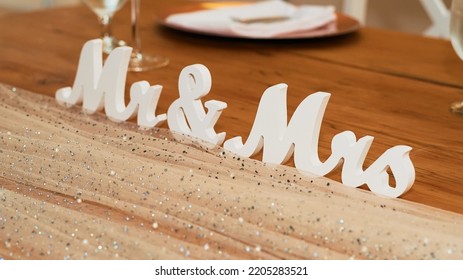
450,100,463,114
128,53,169,72
102,36,126,55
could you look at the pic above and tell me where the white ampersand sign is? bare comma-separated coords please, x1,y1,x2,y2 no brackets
167,64,227,145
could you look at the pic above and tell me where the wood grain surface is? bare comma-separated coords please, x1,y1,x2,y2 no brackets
0,1,463,259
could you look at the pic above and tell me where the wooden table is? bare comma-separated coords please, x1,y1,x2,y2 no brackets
0,1,462,260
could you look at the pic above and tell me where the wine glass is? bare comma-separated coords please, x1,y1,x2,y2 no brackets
82,0,128,54
128,0,169,72
450,0,463,114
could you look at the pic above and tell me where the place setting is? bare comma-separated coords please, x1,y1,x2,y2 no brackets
158,0,360,39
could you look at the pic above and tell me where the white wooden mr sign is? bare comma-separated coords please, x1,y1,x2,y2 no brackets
56,39,415,198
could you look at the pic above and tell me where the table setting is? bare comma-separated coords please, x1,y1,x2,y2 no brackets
161,1,356,39
0,0,463,261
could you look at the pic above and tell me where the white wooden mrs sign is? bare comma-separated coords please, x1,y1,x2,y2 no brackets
56,39,415,198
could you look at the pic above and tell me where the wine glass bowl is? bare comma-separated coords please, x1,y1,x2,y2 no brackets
82,0,128,54
450,0,463,114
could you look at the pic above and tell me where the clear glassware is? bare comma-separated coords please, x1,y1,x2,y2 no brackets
128,0,169,72
82,0,128,54
450,0,463,113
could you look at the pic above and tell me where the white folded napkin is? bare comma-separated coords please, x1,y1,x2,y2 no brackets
165,0,336,38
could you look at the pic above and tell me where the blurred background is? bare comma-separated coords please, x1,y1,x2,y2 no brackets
0,0,452,38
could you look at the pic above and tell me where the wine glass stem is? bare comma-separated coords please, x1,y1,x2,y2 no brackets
131,0,142,57
99,15,112,40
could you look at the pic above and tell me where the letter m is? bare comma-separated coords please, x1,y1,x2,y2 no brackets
224,84,332,175
55,39,131,115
